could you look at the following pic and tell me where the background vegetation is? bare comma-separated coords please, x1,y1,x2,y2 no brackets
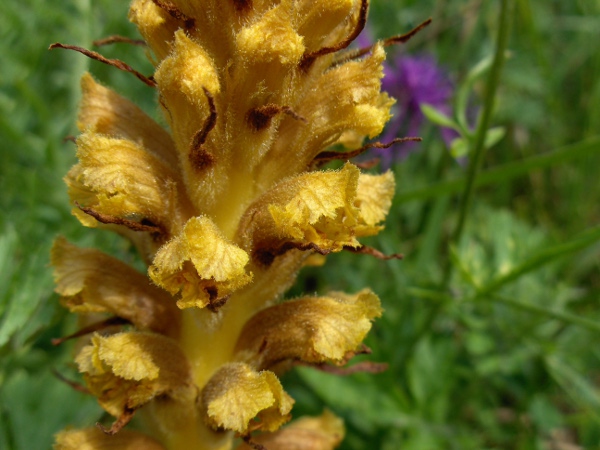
1,0,599,448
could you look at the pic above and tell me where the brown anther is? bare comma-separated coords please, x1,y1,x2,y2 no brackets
299,0,369,71
51,316,130,346
52,370,91,394
345,245,404,260
189,88,217,171
247,104,306,131
76,202,164,234
97,407,136,435
93,35,147,47
62,135,77,144
151,0,195,28
233,0,253,14
313,137,422,166
206,294,229,313
241,435,267,450
49,43,156,87
337,18,432,65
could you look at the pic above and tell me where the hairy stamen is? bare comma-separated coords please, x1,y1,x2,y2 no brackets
49,43,156,87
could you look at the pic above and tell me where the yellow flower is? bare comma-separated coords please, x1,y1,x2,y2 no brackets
52,0,400,449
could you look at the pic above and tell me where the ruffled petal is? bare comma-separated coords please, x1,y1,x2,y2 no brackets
66,132,186,237
234,289,382,370
201,362,293,434
355,169,395,230
240,163,392,261
51,237,179,336
76,332,194,418
149,216,252,309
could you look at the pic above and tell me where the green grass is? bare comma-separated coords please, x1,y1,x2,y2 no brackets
1,0,600,448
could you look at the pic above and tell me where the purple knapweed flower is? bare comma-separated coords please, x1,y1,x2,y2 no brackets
377,53,457,167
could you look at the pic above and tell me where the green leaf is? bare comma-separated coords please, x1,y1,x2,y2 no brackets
420,104,461,131
546,356,600,423
484,126,506,149
396,137,600,204
473,225,600,300
450,137,469,158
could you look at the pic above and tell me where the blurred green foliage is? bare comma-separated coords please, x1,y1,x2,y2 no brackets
1,0,599,448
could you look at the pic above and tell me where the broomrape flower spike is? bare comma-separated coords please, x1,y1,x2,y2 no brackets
50,0,416,448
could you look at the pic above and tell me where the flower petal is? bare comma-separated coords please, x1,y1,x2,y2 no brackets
78,72,179,170
240,163,392,261
235,410,345,450
51,237,179,336
234,289,382,370
76,332,194,418
256,44,394,185
236,0,305,66
54,427,166,450
354,169,395,229
67,132,186,236
202,362,293,434
149,216,252,309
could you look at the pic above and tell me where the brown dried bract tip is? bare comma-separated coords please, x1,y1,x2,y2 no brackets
313,137,422,166
246,104,306,131
48,43,157,87
93,35,147,47
189,88,217,170
299,0,369,71
97,407,136,435
52,370,91,394
77,203,163,234
339,17,433,64
346,245,404,260
151,0,195,28
51,316,130,346
310,361,389,375
62,135,77,144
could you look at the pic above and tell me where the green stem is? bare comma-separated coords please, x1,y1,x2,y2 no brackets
492,295,600,334
395,136,600,204
441,0,512,287
397,0,513,371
